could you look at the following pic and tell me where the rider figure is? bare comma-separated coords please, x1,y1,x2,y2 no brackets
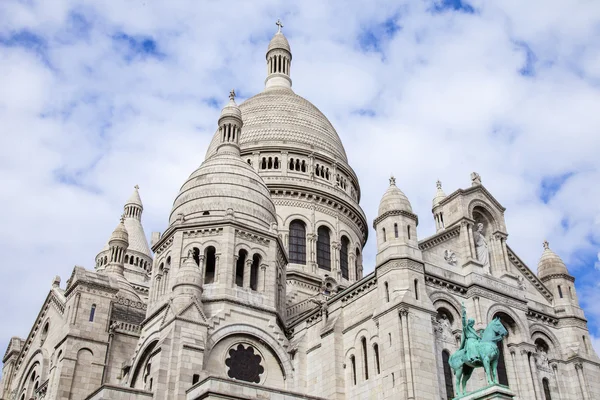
460,303,481,364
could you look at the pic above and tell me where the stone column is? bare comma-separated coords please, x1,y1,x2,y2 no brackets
348,253,356,281
399,309,415,400
214,253,221,283
575,362,590,400
461,221,473,262
551,363,562,400
528,352,542,400
500,237,510,272
253,151,261,173
331,241,340,278
509,349,523,398
472,296,482,322
518,349,535,398
198,255,206,285
243,259,252,288
466,222,476,259
281,151,288,176
259,264,268,292
233,255,239,286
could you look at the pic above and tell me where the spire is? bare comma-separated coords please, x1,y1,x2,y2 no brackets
538,240,570,279
265,20,292,89
217,90,243,156
124,185,143,220
432,179,447,207
104,216,129,277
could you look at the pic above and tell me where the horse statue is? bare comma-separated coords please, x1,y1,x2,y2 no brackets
449,304,508,397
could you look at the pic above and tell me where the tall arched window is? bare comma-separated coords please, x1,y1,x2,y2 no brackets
373,343,380,374
414,279,419,300
361,337,369,380
384,282,390,302
542,378,552,400
497,340,508,386
558,285,563,298
250,254,260,291
382,228,386,242
317,226,331,271
235,250,247,287
204,246,216,284
442,350,454,400
394,223,399,238
340,236,349,279
89,304,96,322
355,248,360,279
289,220,306,265
407,225,411,240
350,355,357,385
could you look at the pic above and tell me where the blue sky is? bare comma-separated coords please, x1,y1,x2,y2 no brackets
1,0,600,361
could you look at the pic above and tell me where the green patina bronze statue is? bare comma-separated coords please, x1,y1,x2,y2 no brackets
449,303,508,397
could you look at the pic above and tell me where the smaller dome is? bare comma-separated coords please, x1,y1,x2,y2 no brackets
378,176,413,216
174,253,203,291
267,31,291,54
109,216,129,245
219,90,242,121
538,241,570,279
432,180,447,207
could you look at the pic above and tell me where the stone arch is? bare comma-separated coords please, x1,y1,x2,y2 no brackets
234,242,253,255
468,199,501,232
344,346,357,359
429,291,462,320
486,305,526,342
206,324,293,380
530,324,561,359
181,242,206,259
353,328,371,345
16,348,48,393
283,213,312,234
315,219,336,236
130,338,159,389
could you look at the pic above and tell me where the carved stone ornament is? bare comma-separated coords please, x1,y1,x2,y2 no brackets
444,249,457,266
225,344,264,384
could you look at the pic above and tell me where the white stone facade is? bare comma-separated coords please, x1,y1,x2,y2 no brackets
1,24,599,400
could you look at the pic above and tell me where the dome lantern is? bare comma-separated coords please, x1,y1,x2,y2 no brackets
216,89,243,156
265,19,292,90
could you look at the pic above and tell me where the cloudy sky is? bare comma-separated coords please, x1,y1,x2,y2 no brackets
1,0,600,359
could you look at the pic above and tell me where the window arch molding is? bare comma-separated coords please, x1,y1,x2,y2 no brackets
16,350,47,397
468,200,502,232
130,339,160,389
316,224,332,271
288,219,307,265
486,305,527,342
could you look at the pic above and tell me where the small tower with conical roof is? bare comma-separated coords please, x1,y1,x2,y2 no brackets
216,89,243,156
104,216,129,277
374,176,420,266
432,180,447,232
538,240,581,309
265,19,292,90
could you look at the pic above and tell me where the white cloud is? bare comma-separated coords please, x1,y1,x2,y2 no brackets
1,0,600,358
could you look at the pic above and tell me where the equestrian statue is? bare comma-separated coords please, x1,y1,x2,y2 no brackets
449,303,508,397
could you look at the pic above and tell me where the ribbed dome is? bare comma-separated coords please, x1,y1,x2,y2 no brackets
109,218,129,244
378,177,413,216
432,180,447,207
206,88,348,162
169,152,277,229
538,241,570,279
268,31,291,53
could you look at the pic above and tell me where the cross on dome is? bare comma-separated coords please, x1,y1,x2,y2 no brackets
229,89,236,101
436,180,442,189
543,240,550,250
120,214,125,224
134,184,139,190
389,175,396,186
276,19,283,32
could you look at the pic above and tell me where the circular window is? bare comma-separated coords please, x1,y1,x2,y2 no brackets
225,343,264,384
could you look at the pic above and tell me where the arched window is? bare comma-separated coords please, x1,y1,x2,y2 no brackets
558,285,563,298
350,355,357,385
361,337,369,380
289,158,294,170
407,225,411,240
192,247,200,266
497,341,508,386
385,282,390,302
414,279,419,300
442,350,454,400
355,248,360,279
250,254,260,291
542,377,552,400
235,250,247,287
89,304,96,322
394,223,399,238
204,246,216,284
274,157,279,169
261,157,267,170
382,228,386,242
289,220,307,264
268,157,273,169
317,226,331,271
340,236,349,279
129,256,133,265
124,255,129,264
373,343,380,374
301,160,306,172
41,322,49,343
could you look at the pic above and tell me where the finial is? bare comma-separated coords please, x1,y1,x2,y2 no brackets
134,184,139,190
229,89,236,101
436,180,442,189
120,214,125,224
276,19,284,33
543,240,549,250
471,172,482,186
389,175,396,186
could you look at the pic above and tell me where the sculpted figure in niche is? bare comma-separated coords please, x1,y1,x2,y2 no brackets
474,223,490,271
437,313,452,340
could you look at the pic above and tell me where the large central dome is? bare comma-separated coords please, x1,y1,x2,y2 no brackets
206,87,348,162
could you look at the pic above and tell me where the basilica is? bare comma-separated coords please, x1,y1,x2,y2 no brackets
1,23,599,400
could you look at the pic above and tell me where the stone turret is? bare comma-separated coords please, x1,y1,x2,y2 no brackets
265,19,292,89
374,176,420,266
432,180,447,232
538,240,580,308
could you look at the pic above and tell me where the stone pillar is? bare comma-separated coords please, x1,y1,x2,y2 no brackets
281,151,288,176
198,254,206,284
518,349,535,399
232,255,239,286
528,352,542,400
500,237,510,272
473,296,483,322
467,222,476,259
551,363,562,400
331,241,340,279
214,253,221,283
508,349,523,398
260,264,268,292
575,362,590,400
253,151,261,173
349,253,356,281
243,259,252,288
399,308,415,400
